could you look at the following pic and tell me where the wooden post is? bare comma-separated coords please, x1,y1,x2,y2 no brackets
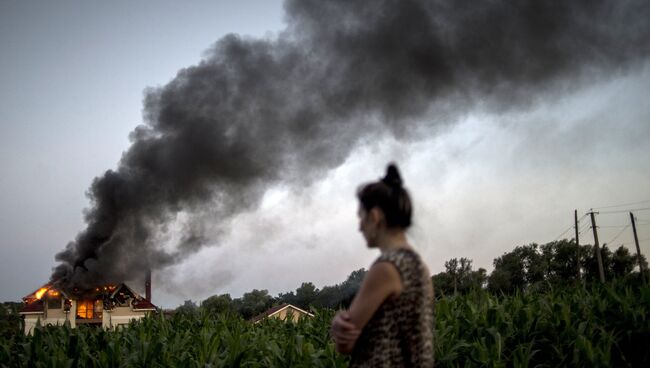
575,209,581,281
630,212,647,284
590,211,606,283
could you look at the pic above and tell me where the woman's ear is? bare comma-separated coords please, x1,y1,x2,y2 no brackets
369,207,385,227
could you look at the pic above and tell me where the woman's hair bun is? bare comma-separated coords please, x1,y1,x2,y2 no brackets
382,163,403,188
358,162,412,228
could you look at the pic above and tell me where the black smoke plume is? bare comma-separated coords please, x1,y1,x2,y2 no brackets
51,0,650,290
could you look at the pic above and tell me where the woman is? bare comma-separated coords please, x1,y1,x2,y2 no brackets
331,164,434,367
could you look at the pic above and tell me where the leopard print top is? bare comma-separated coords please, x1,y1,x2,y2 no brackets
350,248,434,368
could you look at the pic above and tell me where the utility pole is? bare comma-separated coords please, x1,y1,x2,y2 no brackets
590,211,606,283
630,212,647,284
575,209,581,281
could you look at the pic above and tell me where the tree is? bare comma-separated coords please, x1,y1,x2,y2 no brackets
294,282,319,309
488,244,547,293
469,268,488,291
202,293,232,314
487,240,646,292
0,302,22,340
310,268,367,308
232,289,273,319
433,258,486,296
176,300,198,314
338,268,367,307
542,240,580,283
276,291,297,306
581,244,612,282
488,250,526,293
609,245,648,279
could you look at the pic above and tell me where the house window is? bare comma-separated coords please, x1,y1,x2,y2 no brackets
47,296,62,310
76,300,103,319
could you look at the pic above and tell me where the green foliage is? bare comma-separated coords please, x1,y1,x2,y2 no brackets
274,268,367,310
488,243,546,293
432,258,487,297
4,283,650,367
277,282,319,310
0,302,23,342
1,309,347,367
488,240,647,293
435,281,650,367
231,289,274,319
202,293,233,314
175,299,198,314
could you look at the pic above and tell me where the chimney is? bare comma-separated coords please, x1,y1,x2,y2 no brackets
145,269,151,302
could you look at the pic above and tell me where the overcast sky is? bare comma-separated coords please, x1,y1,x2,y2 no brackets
1,0,649,308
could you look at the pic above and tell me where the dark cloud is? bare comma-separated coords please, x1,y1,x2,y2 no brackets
52,0,650,291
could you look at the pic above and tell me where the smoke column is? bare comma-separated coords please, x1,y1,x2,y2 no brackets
51,0,650,290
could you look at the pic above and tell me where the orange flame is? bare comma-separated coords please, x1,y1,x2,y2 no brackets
35,287,48,300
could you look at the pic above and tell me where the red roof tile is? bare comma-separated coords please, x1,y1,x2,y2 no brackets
132,299,157,311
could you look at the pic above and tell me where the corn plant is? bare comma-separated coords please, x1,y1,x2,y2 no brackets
2,282,649,367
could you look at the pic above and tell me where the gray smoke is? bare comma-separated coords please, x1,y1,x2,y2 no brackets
51,0,650,290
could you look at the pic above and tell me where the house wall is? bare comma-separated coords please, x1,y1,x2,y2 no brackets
23,301,76,335
23,314,42,335
23,313,72,335
22,282,157,334
46,307,66,319
104,306,148,329
274,307,306,322
23,300,154,333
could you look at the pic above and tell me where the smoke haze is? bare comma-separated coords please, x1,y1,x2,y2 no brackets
51,0,650,290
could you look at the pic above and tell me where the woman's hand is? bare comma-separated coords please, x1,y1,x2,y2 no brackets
330,262,402,355
330,310,361,354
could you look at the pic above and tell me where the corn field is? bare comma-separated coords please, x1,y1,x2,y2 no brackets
2,282,649,367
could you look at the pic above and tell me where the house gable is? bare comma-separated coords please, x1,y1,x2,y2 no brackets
251,303,314,323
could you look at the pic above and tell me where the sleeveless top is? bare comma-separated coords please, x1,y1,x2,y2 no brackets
350,248,434,368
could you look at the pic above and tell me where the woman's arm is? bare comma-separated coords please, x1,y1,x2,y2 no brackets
331,311,360,353
332,261,402,353
348,261,402,330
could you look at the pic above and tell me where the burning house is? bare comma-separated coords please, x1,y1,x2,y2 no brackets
20,273,156,335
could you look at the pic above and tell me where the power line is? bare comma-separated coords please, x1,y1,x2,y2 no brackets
591,199,650,210
598,207,650,215
578,221,591,235
603,224,630,246
552,213,589,242
622,238,650,246
553,225,574,241
576,214,590,233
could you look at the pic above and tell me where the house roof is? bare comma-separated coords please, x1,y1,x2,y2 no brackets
250,303,314,323
22,284,70,302
20,299,44,314
132,298,157,311
20,281,158,312
110,283,139,299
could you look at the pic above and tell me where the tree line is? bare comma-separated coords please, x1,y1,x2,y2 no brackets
178,239,647,318
433,239,648,296
177,268,367,319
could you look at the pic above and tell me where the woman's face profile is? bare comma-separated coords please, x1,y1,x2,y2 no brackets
358,205,376,248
